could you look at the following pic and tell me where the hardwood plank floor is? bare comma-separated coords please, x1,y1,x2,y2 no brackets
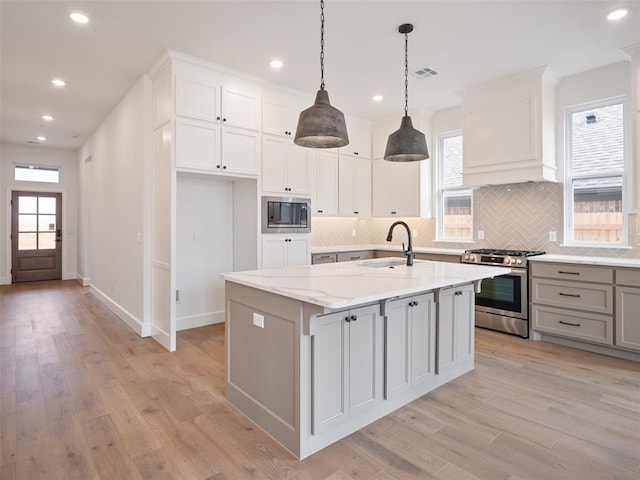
1,280,640,479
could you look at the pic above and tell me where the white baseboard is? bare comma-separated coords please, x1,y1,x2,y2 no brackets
0,276,9,285
538,333,640,362
76,275,91,287
177,310,225,331
89,285,149,337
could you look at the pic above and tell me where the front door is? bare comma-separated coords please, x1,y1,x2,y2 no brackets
11,191,62,282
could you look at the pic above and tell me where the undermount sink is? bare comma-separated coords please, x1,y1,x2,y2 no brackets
359,259,407,268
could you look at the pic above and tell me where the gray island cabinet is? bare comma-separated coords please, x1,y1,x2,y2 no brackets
222,259,508,459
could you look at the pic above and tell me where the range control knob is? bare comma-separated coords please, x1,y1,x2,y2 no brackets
505,258,512,264
516,258,523,265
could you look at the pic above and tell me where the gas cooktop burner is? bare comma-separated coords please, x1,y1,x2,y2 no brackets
465,249,545,257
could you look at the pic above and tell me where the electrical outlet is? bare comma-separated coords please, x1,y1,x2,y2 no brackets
549,231,557,242
253,313,264,328
351,229,356,238
478,230,485,240
413,229,418,238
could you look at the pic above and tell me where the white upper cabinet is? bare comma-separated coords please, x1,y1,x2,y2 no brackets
342,115,372,159
262,89,305,138
262,135,309,195
173,59,261,176
460,66,559,186
309,150,339,216
372,160,423,217
338,155,371,217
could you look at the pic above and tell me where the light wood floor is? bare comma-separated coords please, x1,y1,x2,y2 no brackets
1,280,640,480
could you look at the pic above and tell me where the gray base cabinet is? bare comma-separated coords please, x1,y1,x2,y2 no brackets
383,293,436,399
312,304,383,434
615,270,640,352
436,284,475,374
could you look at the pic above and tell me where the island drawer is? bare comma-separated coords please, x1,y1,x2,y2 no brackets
531,278,613,314
530,262,613,284
616,268,640,286
337,250,375,262
532,304,613,345
312,253,337,264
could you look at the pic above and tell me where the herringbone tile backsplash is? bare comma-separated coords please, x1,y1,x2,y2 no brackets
312,181,640,258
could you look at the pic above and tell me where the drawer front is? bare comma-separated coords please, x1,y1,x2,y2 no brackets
531,262,613,283
312,253,337,264
337,250,375,262
531,278,613,314
615,268,640,287
532,305,613,345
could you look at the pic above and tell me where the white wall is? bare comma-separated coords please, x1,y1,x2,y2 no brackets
77,75,151,332
0,143,79,284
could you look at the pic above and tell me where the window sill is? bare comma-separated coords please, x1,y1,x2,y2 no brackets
559,243,632,250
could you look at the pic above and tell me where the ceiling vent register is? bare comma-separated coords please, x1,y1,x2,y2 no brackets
412,66,439,79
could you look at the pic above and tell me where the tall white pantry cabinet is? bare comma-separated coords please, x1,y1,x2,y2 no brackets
148,51,260,351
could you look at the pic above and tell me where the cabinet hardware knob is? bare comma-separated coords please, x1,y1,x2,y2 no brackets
354,211,359,214
223,118,227,122
559,320,581,327
317,210,323,213
216,165,221,169
350,315,357,322
345,316,351,322
222,165,227,169
414,301,419,306
216,116,221,121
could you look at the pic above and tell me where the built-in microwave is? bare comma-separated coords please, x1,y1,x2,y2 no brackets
261,196,311,234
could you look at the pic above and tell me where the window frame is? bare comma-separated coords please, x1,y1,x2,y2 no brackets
436,130,473,242
563,96,629,247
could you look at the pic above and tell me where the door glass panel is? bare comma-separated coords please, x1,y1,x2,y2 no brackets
39,232,56,250
18,232,37,250
38,215,57,232
39,197,56,214
19,214,37,232
19,196,37,214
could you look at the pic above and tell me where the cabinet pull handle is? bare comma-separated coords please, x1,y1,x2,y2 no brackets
354,211,359,214
558,292,581,298
454,291,463,296
558,270,580,275
319,255,330,259
317,210,323,213
350,315,357,322
559,320,581,327
350,256,360,260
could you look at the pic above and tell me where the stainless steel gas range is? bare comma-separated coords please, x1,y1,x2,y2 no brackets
461,249,545,338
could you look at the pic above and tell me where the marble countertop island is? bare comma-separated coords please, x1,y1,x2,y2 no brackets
222,258,510,310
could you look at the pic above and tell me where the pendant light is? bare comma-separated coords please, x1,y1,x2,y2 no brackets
294,0,349,149
384,24,429,162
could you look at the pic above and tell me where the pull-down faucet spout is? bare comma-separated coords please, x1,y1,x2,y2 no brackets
386,221,414,266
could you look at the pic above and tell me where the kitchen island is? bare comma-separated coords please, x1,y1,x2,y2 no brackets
222,258,509,459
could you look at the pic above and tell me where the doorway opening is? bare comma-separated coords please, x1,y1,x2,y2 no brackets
11,191,62,282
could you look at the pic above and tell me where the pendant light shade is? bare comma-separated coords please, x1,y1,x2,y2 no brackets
294,89,349,148
294,0,349,149
384,24,429,162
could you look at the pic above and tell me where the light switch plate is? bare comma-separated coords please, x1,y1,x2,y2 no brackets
549,231,557,242
253,312,264,328
477,230,485,240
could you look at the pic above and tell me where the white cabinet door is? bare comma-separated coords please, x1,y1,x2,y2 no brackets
339,156,371,217
410,293,436,387
221,127,259,176
343,115,372,158
286,237,310,267
262,135,288,192
222,82,261,131
261,236,288,269
437,284,474,375
262,96,297,137
176,77,220,122
312,304,382,434
616,286,640,352
310,151,339,216
175,117,220,171
285,143,310,195
372,159,395,216
393,162,421,217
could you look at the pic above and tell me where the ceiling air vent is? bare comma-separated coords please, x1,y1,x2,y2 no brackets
411,66,439,79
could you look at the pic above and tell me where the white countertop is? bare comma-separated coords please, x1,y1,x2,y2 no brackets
311,244,465,255
530,254,640,268
222,258,509,309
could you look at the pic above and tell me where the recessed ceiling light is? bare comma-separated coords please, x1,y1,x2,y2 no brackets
70,12,89,24
607,7,629,20
51,79,66,87
42,115,53,121
372,95,384,102
270,59,283,69
37,136,47,142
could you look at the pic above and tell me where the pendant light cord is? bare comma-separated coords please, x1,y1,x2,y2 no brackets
404,31,409,117
320,0,325,91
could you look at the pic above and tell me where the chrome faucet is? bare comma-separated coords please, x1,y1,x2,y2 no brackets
386,221,414,266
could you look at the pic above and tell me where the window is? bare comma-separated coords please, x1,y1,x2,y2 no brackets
14,165,59,183
437,132,472,241
565,98,627,245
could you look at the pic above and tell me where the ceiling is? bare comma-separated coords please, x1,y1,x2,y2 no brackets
2,0,640,151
